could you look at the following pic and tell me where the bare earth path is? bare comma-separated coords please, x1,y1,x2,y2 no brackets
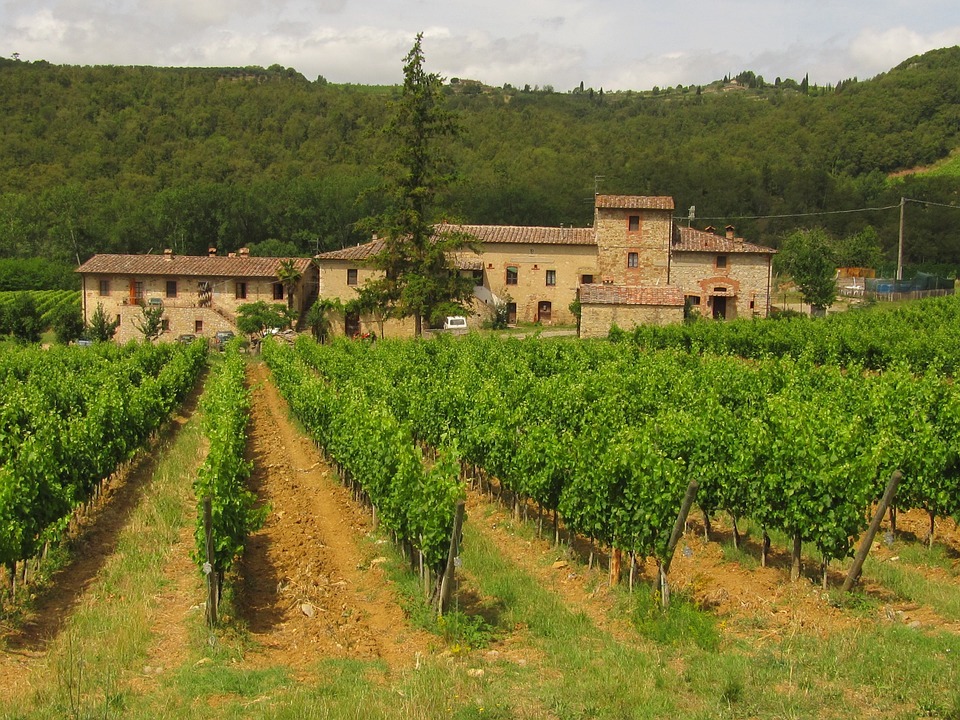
236,362,432,671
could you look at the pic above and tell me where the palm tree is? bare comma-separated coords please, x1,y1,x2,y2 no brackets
276,259,303,312
304,298,342,343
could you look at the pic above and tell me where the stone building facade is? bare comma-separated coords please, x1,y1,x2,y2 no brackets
314,225,599,336
74,195,774,343
314,194,775,338
670,226,776,321
76,250,316,343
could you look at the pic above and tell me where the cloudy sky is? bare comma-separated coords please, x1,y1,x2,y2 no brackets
2,1,959,91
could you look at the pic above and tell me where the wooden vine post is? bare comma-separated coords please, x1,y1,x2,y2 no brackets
843,470,902,592
438,500,466,615
203,497,219,627
659,480,699,609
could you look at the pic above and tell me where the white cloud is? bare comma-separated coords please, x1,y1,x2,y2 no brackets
1,1,957,90
850,25,960,76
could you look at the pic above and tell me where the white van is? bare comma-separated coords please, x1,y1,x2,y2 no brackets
442,316,468,333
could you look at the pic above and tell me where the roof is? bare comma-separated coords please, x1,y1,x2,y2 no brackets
580,283,685,306
438,224,596,246
76,254,314,278
316,239,385,262
594,195,675,211
315,224,596,262
674,226,775,254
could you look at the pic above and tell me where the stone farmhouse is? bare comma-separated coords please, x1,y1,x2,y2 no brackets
76,249,316,343
75,194,774,342
318,194,775,339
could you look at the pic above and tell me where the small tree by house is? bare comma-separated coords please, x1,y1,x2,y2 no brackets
51,303,85,344
775,228,838,316
87,302,120,342
133,304,165,341
236,301,294,340
304,298,342,343
276,259,303,312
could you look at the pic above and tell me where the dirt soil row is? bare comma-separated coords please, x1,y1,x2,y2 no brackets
234,363,432,672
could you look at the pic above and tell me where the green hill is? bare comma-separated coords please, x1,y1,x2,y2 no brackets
1,47,958,266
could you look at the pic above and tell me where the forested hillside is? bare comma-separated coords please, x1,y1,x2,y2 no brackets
1,47,959,269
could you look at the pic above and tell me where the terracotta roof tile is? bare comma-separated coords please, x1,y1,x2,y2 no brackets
76,254,313,278
316,224,596,262
594,195,675,211
580,283,685,306
316,239,385,261
674,226,775,254
438,224,596,246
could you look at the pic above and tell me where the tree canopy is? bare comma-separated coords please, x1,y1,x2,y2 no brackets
360,34,476,335
1,48,959,274
775,229,839,313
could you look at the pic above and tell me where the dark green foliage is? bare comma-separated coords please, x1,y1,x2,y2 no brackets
0,258,80,291
775,228,839,312
50,302,84,344
2,292,43,342
246,239,301,257
361,34,475,336
0,48,959,266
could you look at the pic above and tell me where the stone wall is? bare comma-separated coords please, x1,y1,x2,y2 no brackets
594,207,672,285
579,302,683,339
467,242,597,325
670,251,773,319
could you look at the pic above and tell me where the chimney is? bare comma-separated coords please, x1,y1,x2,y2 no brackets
238,247,250,257
163,248,173,261
725,225,735,241
208,247,217,257
705,225,716,233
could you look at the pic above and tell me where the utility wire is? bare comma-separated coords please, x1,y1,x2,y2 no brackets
681,203,901,222
680,197,959,223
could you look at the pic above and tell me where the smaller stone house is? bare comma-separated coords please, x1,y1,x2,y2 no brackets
76,249,316,342
671,225,776,320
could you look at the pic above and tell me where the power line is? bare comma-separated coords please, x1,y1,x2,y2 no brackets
904,197,960,210
680,203,902,222
677,197,959,223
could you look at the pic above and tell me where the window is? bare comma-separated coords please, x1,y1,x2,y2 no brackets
581,274,594,284
161,318,170,332
506,266,518,285
98,279,110,296
273,283,285,300
345,311,361,337
235,282,247,299
195,319,203,333
133,281,144,300
716,255,728,269
545,269,556,286
685,295,701,306
628,215,640,231
347,268,358,286
627,252,639,268
166,280,178,298
472,269,483,284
